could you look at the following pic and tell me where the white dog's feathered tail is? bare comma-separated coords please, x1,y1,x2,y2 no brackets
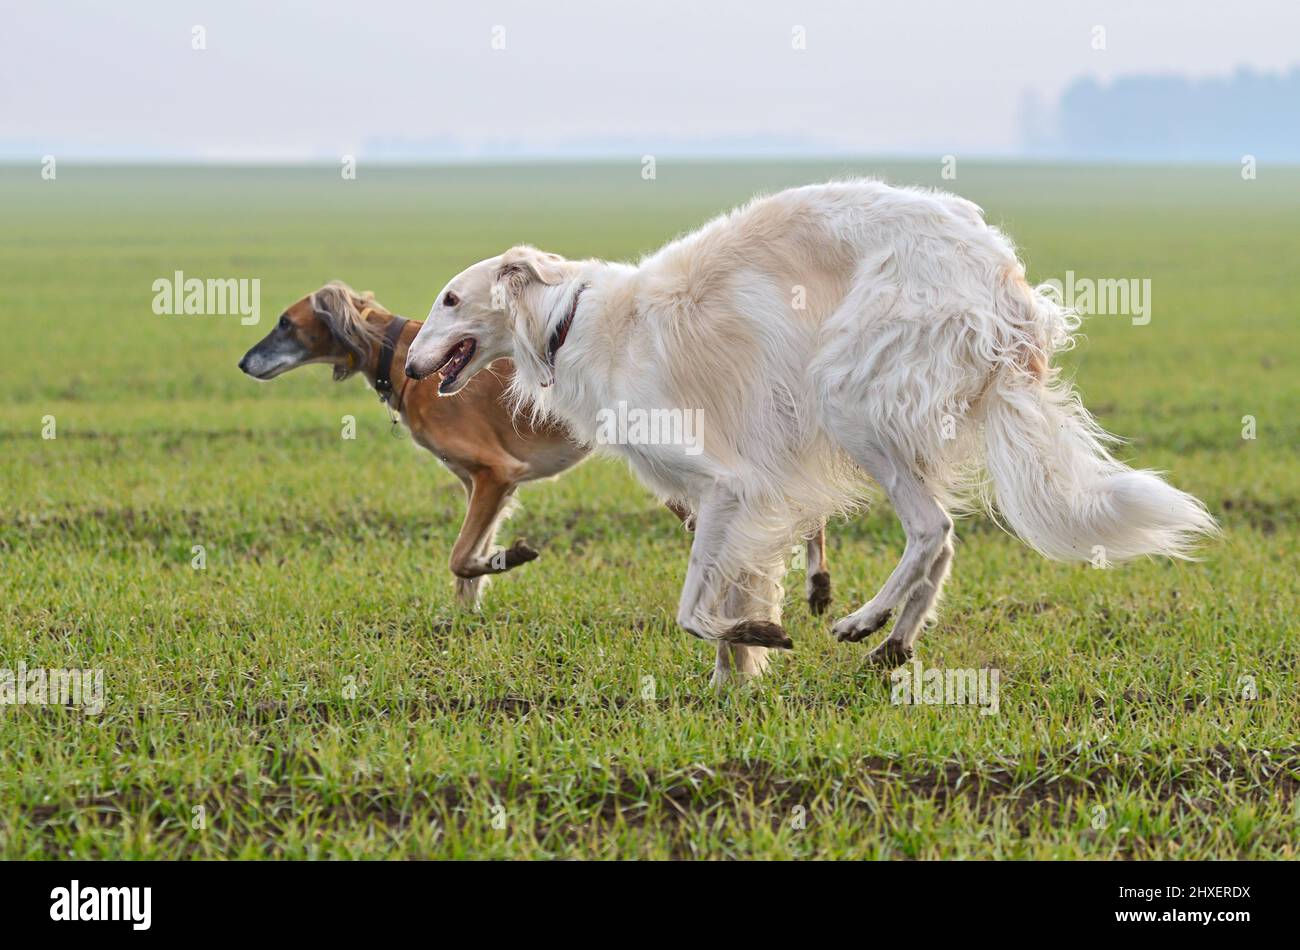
979,284,1217,563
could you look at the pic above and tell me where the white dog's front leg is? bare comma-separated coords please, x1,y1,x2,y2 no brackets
674,487,734,639
677,487,792,681
712,641,771,688
709,571,782,687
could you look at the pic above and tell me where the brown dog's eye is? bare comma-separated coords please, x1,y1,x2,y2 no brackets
443,292,459,308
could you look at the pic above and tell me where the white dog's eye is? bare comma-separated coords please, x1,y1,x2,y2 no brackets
443,291,459,308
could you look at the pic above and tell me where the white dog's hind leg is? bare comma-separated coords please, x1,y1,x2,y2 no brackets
875,535,954,659
828,439,952,664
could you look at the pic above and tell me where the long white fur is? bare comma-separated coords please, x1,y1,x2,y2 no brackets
406,180,1218,674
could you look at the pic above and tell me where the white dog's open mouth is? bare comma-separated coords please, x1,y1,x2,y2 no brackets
434,337,477,393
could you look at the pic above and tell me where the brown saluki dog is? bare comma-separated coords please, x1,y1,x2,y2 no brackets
239,281,832,613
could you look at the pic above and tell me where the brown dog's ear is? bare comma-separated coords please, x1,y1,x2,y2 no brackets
311,281,379,380
492,246,568,309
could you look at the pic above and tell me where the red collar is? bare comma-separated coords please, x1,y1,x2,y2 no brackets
546,283,586,368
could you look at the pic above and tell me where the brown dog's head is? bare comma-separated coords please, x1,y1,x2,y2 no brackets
239,282,382,382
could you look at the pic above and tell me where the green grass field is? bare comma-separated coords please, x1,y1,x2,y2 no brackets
1,160,1296,858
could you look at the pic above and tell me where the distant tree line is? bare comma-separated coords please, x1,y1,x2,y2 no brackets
1023,67,1300,160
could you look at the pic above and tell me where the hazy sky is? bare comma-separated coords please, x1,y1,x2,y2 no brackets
3,0,1297,159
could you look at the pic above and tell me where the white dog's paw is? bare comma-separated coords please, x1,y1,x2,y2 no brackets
864,637,914,669
832,603,893,643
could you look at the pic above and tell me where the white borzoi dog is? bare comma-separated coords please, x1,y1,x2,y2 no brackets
405,180,1217,685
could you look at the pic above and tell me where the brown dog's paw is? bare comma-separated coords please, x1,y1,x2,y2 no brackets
865,638,913,669
807,571,831,615
502,539,540,569
720,620,794,650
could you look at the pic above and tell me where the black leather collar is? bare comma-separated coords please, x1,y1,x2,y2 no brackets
375,316,409,405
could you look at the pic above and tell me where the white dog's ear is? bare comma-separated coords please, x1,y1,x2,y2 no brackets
492,246,571,389
492,245,568,307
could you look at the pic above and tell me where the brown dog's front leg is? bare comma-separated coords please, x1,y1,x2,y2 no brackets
452,477,485,608
449,472,537,583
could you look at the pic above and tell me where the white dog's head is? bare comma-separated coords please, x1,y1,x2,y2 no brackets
405,246,575,395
